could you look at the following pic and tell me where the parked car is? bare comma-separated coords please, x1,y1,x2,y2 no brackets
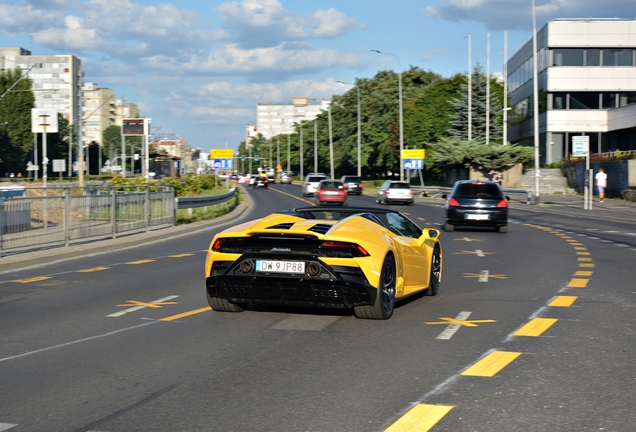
280,172,293,184
442,180,509,233
376,181,414,205
340,175,363,195
315,180,347,206
205,206,443,320
302,173,328,196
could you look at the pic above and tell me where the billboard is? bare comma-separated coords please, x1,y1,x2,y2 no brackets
122,118,147,136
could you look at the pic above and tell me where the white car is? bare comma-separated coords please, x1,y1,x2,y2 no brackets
376,180,415,205
302,173,327,196
280,172,293,184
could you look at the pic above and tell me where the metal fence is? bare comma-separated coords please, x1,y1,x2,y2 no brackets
0,185,175,257
411,185,532,204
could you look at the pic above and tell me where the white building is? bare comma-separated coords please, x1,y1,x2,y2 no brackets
0,47,82,132
256,98,329,139
82,82,116,147
507,19,636,164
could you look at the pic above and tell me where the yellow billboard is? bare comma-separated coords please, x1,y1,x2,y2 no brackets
210,149,235,159
402,149,425,159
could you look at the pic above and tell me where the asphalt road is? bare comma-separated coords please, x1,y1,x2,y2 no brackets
1,184,635,431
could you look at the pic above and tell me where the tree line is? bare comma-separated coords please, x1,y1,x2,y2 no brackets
237,65,533,182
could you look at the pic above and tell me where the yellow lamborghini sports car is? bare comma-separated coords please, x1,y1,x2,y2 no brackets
205,207,442,320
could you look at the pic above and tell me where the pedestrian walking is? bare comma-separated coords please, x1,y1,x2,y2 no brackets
595,167,607,202
495,171,503,186
487,169,495,181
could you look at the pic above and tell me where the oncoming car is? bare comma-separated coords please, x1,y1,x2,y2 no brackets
315,180,347,206
442,180,509,233
205,207,443,320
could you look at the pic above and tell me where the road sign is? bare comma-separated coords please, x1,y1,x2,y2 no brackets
213,158,234,169
31,109,58,133
404,159,424,170
402,149,425,159
53,159,66,173
211,149,234,159
572,136,589,157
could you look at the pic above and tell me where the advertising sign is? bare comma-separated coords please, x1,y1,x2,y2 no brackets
402,149,425,159
210,149,234,159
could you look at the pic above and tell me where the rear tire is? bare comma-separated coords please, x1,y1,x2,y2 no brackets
353,255,396,320
426,245,441,296
444,223,455,232
208,296,247,312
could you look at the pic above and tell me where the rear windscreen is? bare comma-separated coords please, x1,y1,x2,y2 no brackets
308,176,326,182
344,177,361,183
390,183,410,189
454,183,502,197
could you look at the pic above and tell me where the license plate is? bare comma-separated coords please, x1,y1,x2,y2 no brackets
466,214,490,220
256,260,305,274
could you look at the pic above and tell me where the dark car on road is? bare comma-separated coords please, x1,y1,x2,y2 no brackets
340,175,364,195
442,180,508,233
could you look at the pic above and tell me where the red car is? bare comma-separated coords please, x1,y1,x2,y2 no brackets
315,180,347,206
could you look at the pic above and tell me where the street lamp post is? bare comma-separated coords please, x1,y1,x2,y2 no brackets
337,81,362,177
314,118,318,173
327,103,334,179
372,50,404,181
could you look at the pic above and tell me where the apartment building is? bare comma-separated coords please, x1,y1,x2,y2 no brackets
115,99,140,126
507,19,636,164
256,98,329,139
82,82,116,147
0,47,82,132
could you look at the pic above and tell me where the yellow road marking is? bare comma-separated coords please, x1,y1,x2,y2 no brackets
126,259,156,265
461,351,521,377
425,317,496,327
117,300,178,308
12,276,53,284
568,278,589,288
384,404,454,432
573,246,587,251
549,296,578,307
576,251,591,256
513,318,558,337
160,307,211,321
575,271,593,277
453,237,480,242
577,257,592,262
565,239,579,243
579,263,595,268
269,186,315,205
169,253,194,258
77,267,110,273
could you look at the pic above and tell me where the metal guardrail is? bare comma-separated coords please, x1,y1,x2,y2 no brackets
411,185,532,204
175,188,237,209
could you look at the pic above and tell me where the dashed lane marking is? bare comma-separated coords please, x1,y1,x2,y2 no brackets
513,318,558,337
575,271,593,277
460,350,522,377
160,307,211,322
168,253,195,258
125,259,156,265
549,296,578,307
77,267,110,273
384,404,454,432
108,295,179,317
568,278,589,288
11,276,53,284
454,250,494,257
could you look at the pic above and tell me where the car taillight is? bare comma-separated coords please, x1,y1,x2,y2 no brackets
496,199,508,208
212,239,223,250
320,241,369,257
410,190,414,195
359,183,364,188
343,183,348,188
386,189,390,194
211,237,244,252
448,197,460,206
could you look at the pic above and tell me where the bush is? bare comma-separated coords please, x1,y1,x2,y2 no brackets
621,189,636,202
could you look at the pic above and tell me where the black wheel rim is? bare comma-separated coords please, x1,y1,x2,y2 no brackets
431,247,441,287
381,258,396,314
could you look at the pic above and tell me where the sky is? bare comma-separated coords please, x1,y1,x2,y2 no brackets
1,0,634,153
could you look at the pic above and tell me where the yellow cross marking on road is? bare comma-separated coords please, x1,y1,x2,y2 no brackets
117,300,178,308
425,317,497,327
453,237,480,242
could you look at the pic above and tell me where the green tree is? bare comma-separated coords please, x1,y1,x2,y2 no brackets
0,69,35,175
448,64,504,144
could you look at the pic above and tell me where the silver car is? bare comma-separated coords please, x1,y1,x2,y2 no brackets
302,173,327,196
376,180,414,205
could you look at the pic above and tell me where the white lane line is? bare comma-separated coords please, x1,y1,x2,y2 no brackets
478,270,489,282
436,311,472,340
271,315,340,331
0,322,157,363
0,424,17,431
107,295,179,317
475,249,485,257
